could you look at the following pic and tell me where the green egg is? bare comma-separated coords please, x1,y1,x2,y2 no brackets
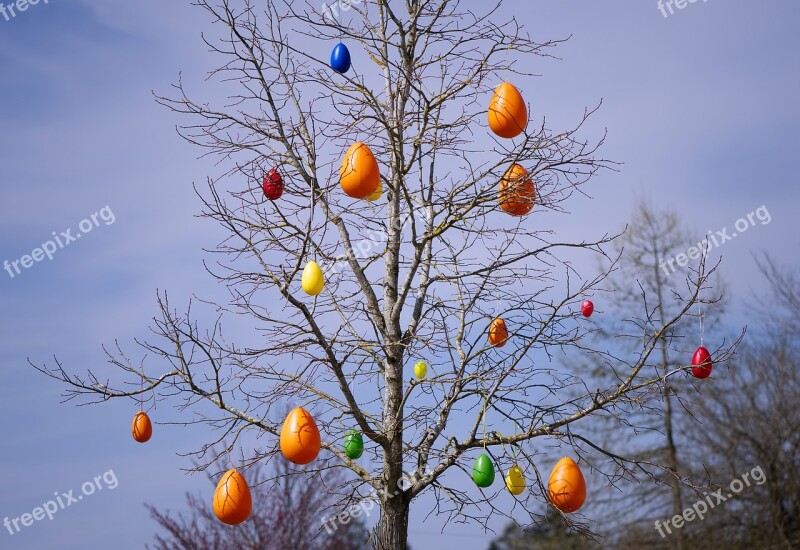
472,453,495,488
344,429,364,459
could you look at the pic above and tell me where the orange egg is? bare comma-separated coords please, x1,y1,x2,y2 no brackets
340,142,380,199
499,164,535,216
548,457,587,513
213,468,252,525
488,82,528,139
131,411,152,443
488,318,509,348
280,407,322,464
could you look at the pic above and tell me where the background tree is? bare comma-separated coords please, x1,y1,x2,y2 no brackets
577,199,728,549
489,509,595,550
147,455,369,550
678,256,800,549
31,1,738,548
611,256,799,549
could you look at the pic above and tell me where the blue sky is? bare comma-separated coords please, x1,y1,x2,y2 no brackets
1,1,798,549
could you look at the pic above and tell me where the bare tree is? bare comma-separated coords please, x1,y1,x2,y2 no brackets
578,199,729,549
31,2,739,548
147,456,369,550
674,256,800,549
489,508,596,550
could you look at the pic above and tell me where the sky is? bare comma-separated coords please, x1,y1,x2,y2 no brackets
1,1,798,549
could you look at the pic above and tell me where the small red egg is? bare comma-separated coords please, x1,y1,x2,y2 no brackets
581,300,594,318
262,168,284,200
691,346,712,379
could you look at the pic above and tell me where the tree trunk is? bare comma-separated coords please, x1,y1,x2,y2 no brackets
653,242,683,550
374,489,410,550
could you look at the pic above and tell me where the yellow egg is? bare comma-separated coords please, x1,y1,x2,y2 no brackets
505,464,526,496
366,179,383,201
302,261,324,296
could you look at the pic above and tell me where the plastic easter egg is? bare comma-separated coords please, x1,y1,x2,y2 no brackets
340,142,380,199
344,429,364,459
488,318,509,348
691,346,713,379
280,407,322,464
213,469,252,525
499,164,535,216
131,411,152,443
366,179,383,201
472,453,496,488
302,261,324,296
488,82,528,139
330,43,352,74
581,300,594,318
414,361,428,379
262,168,284,200
505,464,526,496
548,457,586,513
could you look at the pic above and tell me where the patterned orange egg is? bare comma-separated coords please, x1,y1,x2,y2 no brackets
499,164,535,216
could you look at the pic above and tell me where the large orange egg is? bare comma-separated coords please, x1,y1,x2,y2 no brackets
499,164,535,216
488,318,509,348
548,457,587,513
213,468,252,525
488,82,528,139
131,411,152,443
340,142,380,199
280,407,322,464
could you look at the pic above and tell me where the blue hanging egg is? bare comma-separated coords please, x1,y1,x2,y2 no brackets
330,43,352,74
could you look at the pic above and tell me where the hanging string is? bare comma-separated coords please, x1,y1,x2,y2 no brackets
139,369,144,412
501,43,514,84
698,279,704,347
482,392,488,452
511,419,519,462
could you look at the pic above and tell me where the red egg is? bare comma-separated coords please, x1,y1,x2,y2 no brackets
581,300,594,318
262,168,284,200
691,346,713,379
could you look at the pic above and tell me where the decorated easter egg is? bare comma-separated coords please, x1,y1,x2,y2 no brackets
132,411,152,443
330,43,352,74
344,429,364,459
262,168,284,200
367,179,383,201
213,469,252,525
488,318,509,348
280,407,322,464
472,453,496,488
499,164,535,216
691,346,713,379
505,464,526,496
548,457,587,513
302,261,324,296
340,142,380,199
488,82,528,139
